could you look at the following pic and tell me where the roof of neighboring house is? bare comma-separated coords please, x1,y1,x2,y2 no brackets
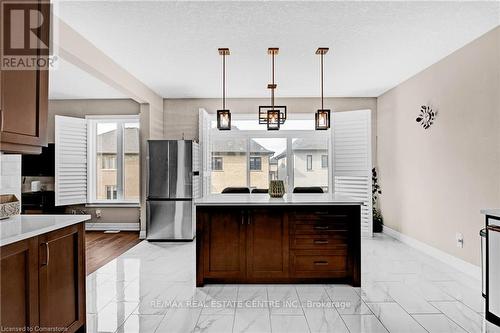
212,138,274,155
274,138,327,160
97,128,139,154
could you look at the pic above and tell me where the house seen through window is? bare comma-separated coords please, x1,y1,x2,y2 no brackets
306,155,313,171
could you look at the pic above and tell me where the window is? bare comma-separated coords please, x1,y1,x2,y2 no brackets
105,185,117,199
321,155,328,169
88,116,140,203
306,155,313,171
249,156,262,171
212,157,223,171
102,155,117,169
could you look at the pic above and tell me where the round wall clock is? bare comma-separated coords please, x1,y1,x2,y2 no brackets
416,105,437,129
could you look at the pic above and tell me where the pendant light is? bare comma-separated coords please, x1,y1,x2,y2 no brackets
259,47,286,130
315,47,330,130
217,48,231,130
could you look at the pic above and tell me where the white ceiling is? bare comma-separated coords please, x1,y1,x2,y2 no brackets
50,1,500,99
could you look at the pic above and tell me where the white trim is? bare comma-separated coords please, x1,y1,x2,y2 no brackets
383,225,481,281
139,230,146,239
85,222,140,231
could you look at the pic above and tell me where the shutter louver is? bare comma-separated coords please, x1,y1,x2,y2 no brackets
333,110,373,236
55,116,87,206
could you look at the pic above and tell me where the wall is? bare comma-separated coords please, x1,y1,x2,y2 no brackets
0,154,22,206
164,97,377,146
377,27,500,266
49,99,141,225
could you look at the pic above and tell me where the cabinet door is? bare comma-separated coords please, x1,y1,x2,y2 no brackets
0,238,39,330
0,0,49,154
38,223,85,333
202,208,246,280
246,208,289,280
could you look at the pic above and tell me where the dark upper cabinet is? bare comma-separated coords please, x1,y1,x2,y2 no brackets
0,0,49,155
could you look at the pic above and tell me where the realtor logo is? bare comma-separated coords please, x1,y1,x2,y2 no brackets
1,0,55,70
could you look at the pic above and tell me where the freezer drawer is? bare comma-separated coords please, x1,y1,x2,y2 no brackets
146,200,194,240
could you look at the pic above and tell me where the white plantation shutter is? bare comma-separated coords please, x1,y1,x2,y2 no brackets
55,116,87,206
333,110,373,236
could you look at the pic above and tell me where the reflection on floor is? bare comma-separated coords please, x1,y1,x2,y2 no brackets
86,234,499,333
86,231,141,275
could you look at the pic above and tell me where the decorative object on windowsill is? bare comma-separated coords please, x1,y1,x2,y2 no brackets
217,48,231,130
259,48,286,130
315,47,331,130
372,167,383,233
0,194,20,219
416,105,437,130
269,180,285,198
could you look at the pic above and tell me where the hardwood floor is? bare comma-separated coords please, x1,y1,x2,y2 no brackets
85,231,141,275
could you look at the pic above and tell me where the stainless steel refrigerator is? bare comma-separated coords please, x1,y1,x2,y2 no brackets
147,140,199,241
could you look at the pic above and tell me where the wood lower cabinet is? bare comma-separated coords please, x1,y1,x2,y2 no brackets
198,208,246,284
0,238,39,330
0,223,85,332
246,208,289,280
39,224,86,332
196,205,360,286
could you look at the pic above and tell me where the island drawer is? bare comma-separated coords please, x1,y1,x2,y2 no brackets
290,250,348,277
291,233,348,249
292,222,348,234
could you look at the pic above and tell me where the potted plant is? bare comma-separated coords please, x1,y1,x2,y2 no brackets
372,167,383,233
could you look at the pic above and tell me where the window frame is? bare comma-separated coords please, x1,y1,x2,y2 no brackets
87,115,140,204
211,156,223,171
321,154,328,169
306,155,313,171
249,156,262,171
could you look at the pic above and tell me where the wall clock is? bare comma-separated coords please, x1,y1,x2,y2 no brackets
416,105,437,129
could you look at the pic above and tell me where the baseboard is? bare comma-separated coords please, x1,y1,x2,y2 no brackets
383,225,481,281
85,222,140,231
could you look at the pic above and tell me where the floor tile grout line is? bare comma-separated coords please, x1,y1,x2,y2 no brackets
324,284,357,333
294,286,312,333
408,312,470,333
231,287,239,333
428,301,486,333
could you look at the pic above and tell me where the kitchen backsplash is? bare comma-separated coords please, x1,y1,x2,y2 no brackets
0,154,22,204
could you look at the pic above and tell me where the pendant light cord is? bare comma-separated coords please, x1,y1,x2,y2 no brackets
222,53,226,110
321,52,324,110
271,52,275,110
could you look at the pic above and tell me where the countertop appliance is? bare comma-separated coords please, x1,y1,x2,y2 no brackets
146,140,199,241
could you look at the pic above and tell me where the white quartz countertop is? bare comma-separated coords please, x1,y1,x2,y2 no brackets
0,214,91,247
195,193,364,206
481,209,500,218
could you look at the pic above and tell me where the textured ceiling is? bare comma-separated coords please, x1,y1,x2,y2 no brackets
51,1,500,99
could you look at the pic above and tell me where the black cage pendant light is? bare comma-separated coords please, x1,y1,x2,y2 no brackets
315,47,331,130
259,48,286,130
217,48,231,130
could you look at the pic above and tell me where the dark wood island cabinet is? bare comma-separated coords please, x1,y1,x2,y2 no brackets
196,194,362,287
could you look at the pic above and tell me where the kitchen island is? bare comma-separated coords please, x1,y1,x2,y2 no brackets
0,214,90,332
195,193,362,287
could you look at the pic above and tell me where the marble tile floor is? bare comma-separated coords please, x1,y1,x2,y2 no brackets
86,233,499,333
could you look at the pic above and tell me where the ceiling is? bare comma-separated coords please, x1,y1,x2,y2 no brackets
50,1,500,99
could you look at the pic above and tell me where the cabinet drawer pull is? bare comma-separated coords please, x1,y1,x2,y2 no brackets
314,261,329,266
315,211,329,215
487,225,500,232
314,240,329,244
41,242,50,266
314,226,329,230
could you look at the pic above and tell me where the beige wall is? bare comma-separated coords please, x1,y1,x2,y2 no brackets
293,151,329,191
377,27,500,266
49,99,141,224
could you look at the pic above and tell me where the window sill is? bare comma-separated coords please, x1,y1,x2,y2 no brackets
86,203,140,208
